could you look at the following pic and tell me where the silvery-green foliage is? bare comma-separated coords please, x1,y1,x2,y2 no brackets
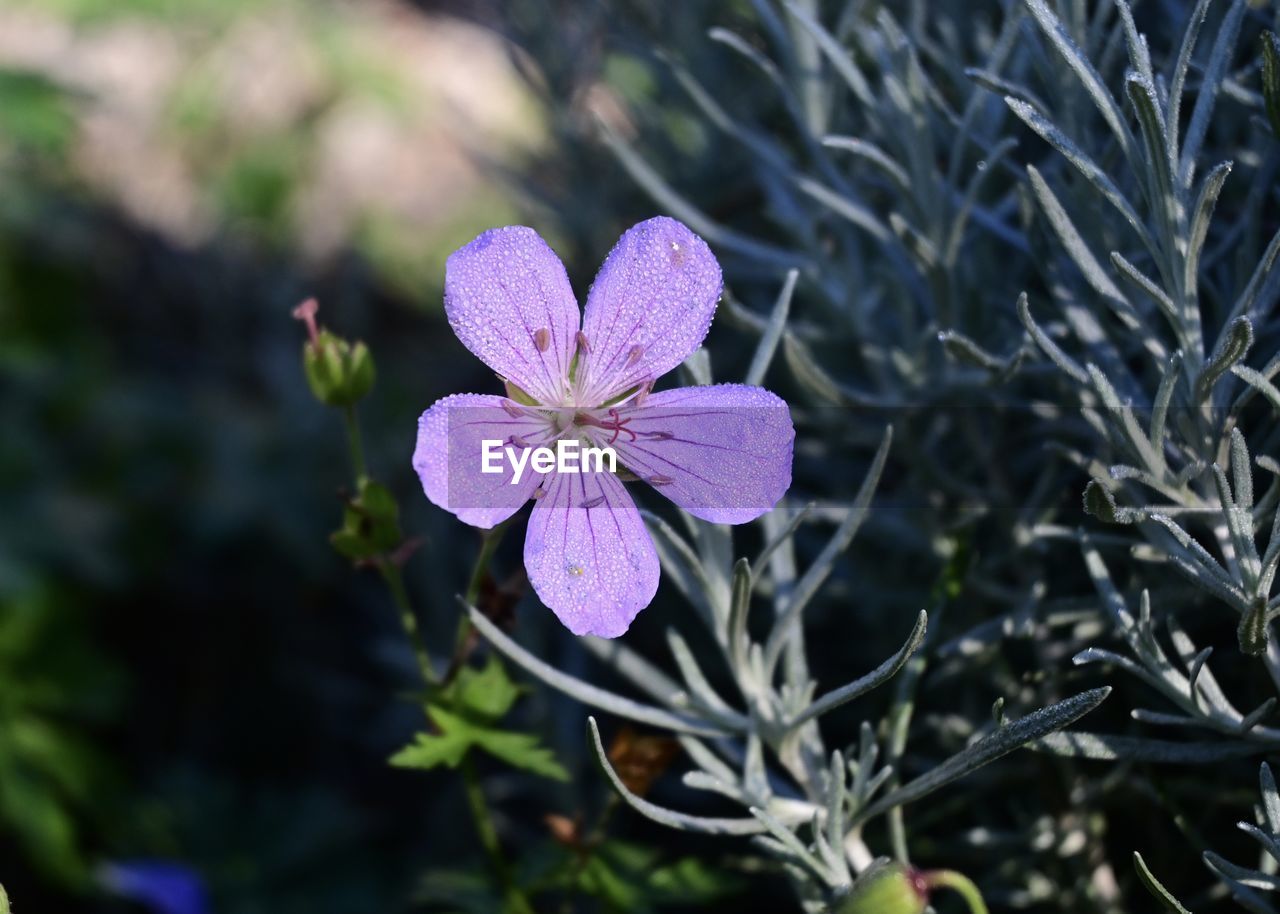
499,0,1280,909
1203,763,1280,913
471,412,1107,911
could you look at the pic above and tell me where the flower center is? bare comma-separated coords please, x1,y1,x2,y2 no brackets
573,407,636,445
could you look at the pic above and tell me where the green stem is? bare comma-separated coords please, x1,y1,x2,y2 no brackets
456,519,533,912
343,405,367,482
341,403,432,682
446,519,515,681
466,520,513,605
379,559,435,685
463,756,536,914
923,870,988,914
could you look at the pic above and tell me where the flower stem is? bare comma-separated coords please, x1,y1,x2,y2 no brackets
378,557,435,686
342,405,367,482
922,870,989,914
455,519,534,912
444,519,514,683
462,755,536,914
340,403,433,683
466,521,512,605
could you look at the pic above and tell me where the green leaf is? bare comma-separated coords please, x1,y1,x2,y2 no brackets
330,478,402,560
1133,852,1192,914
469,728,569,782
391,657,565,780
574,840,742,912
392,705,568,782
0,882,9,914
390,711,472,771
451,655,522,723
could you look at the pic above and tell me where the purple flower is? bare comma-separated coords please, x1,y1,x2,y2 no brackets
98,861,211,914
413,217,794,637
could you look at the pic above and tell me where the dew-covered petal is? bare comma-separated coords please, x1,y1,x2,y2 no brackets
445,227,580,405
577,217,722,403
523,468,659,638
612,384,794,524
413,393,557,529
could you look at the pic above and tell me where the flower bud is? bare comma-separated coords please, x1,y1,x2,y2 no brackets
836,862,927,914
294,298,375,408
303,330,375,407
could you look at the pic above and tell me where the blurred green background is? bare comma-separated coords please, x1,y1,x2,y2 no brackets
0,0,769,910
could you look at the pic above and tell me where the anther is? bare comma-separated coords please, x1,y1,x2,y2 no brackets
625,344,645,367
580,495,606,509
575,331,591,354
648,474,674,486
532,487,546,500
641,430,674,441
501,399,523,418
507,434,530,448
533,327,550,352
634,380,653,406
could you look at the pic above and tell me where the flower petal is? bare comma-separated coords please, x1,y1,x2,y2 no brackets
413,394,556,529
577,217,722,403
612,384,794,524
523,469,659,637
444,227,580,405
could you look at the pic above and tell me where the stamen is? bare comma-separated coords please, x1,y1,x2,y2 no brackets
533,327,550,352
532,487,546,500
641,430,674,441
634,380,653,406
501,399,524,418
507,434,530,448
580,495,606,509
648,474,675,486
575,330,591,354
625,344,645,367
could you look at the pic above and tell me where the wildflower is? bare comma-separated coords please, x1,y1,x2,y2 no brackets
413,217,794,637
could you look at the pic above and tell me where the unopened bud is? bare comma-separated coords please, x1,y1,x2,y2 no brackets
837,863,927,914
838,864,989,914
293,300,375,407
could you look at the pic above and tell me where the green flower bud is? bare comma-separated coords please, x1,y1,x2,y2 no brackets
1,881,10,914
294,298,376,408
836,863,927,914
304,330,375,407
